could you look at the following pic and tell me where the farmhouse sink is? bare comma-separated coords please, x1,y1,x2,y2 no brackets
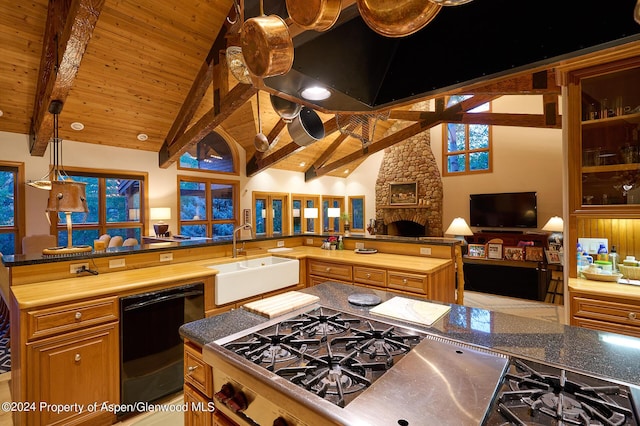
209,256,299,305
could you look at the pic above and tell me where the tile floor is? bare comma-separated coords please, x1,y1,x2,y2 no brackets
0,291,566,425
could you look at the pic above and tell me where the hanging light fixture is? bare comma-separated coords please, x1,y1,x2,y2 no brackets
41,100,90,255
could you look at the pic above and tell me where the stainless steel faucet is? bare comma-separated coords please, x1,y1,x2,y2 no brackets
232,223,253,258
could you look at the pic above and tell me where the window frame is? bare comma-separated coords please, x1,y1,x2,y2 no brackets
49,166,148,244
0,161,25,255
348,196,366,233
321,196,345,233
291,194,320,234
252,191,290,237
442,96,493,176
177,130,240,176
178,176,239,238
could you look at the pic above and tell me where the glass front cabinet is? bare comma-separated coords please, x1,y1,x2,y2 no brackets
579,63,640,207
563,48,640,279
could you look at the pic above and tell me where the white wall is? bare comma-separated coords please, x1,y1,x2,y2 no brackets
430,95,563,233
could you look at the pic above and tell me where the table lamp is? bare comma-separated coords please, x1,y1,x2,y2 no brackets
150,207,171,237
444,217,474,241
542,216,564,249
328,207,340,232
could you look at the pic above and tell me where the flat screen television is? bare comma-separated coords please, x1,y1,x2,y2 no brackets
469,192,537,229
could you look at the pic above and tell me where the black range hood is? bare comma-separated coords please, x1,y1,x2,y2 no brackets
246,0,640,112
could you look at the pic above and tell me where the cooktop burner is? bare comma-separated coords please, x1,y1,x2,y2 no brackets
484,357,640,425
220,307,425,407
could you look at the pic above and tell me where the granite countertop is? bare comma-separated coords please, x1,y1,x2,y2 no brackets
180,281,640,387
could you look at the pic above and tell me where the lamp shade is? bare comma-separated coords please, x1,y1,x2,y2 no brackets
304,207,318,218
542,216,564,232
46,180,89,213
327,207,341,218
150,207,171,221
444,217,474,236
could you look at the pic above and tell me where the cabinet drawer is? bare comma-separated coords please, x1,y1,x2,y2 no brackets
388,271,427,295
27,296,118,340
572,296,640,328
572,317,640,339
185,341,213,398
308,260,353,281
354,266,386,288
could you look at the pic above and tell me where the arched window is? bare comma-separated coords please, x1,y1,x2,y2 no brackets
178,131,239,175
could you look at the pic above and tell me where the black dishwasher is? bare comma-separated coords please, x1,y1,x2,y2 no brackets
119,282,204,415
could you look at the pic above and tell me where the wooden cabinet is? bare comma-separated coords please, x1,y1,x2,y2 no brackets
26,322,118,425
307,258,454,302
353,266,386,288
308,259,353,282
15,296,119,425
562,52,640,279
388,271,427,295
184,341,214,426
570,292,640,338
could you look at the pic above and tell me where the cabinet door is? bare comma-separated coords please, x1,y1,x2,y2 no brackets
26,323,118,425
578,61,640,208
184,383,213,426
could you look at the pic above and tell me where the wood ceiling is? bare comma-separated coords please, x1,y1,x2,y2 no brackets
0,1,635,180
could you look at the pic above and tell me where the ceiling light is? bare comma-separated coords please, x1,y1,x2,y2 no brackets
301,86,331,101
70,122,84,131
137,133,148,141
0,110,3,117
299,162,306,167
344,169,349,174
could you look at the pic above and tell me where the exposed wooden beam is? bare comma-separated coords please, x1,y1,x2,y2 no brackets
308,105,463,181
304,131,351,181
460,112,562,128
30,0,105,156
160,83,256,167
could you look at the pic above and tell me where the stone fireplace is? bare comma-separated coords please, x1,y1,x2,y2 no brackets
375,103,443,237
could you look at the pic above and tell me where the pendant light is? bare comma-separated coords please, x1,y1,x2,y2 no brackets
41,99,91,255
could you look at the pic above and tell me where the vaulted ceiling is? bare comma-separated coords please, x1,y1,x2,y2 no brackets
1,0,639,180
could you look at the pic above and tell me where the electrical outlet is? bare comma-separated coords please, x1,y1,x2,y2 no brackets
420,247,432,255
277,240,285,247
306,238,314,245
355,242,365,249
109,258,126,268
70,263,89,274
160,252,173,262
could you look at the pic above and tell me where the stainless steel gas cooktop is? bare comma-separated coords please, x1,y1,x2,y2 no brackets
205,306,510,425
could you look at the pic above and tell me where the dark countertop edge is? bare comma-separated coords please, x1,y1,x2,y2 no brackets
2,234,459,267
181,282,640,388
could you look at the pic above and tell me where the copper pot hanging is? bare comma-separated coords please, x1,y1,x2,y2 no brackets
241,0,294,78
356,0,442,38
285,0,342,32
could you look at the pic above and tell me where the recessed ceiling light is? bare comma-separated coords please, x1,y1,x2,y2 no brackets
344,169,349,174
299,162,306,167
70,122,84,131
0,110,4,117
137,133,148,141
300,86,331,101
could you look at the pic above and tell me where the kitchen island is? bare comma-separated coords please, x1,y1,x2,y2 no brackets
181,281,640,425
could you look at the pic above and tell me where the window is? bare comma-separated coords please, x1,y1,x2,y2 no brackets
51,168,146,246
179,177,239,238
253,192,289,237
178,131,238,175
291,194,320,234
322,196,344,233
348,196,365,233
443,95,492,175
0,162,25,255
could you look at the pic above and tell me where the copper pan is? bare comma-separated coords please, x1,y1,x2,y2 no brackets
241,0,294,78
357,0,442,38
286,0,342,32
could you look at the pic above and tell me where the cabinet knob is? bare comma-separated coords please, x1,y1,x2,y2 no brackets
629,312,637,320
187,365,198,373
366,273,371,279
402,278,408,284
326,267,331,272
75,312,82,320
74,353,81,362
